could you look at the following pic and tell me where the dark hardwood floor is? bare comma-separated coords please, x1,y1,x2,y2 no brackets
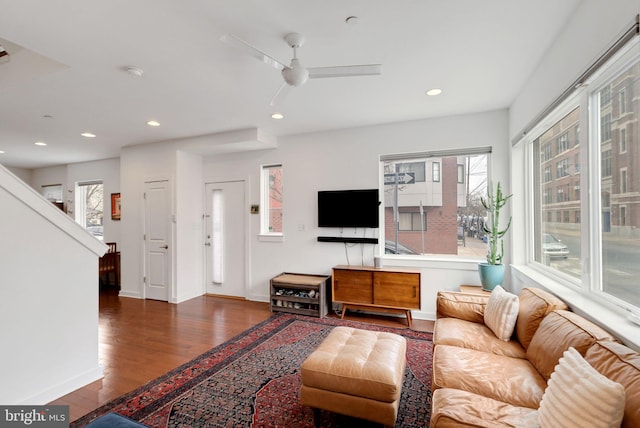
50,289,433,421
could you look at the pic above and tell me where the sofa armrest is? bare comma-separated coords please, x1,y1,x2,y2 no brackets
436,291,489,324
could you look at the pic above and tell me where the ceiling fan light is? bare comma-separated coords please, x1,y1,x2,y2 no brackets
282,59,309,86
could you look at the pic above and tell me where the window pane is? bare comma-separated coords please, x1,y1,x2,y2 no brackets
383,153,487,257
599,57,640,307
76,182,104,240
432,162,441,182
263,165,283,233
396,162,425,182
533,107,580,274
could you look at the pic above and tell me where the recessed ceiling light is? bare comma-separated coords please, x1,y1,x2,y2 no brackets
426,88,442,96
34,141,47,146
147,120,160,127
125,66,144,77
271,113,284,120
81,132,96,138
345,16,359,26
0,150,5,154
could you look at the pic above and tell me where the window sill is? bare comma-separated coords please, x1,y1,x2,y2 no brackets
378,255,484,271
511,264,640,352
258,234,284,243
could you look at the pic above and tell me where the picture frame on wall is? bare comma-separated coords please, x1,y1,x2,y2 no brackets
111,193,121,220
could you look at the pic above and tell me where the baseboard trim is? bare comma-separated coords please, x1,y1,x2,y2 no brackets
20,365,104,405
118,290,143,299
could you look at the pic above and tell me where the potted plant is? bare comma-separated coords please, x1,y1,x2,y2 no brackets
478,181,512,291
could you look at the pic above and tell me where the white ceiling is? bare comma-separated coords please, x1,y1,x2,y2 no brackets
0,0,580,169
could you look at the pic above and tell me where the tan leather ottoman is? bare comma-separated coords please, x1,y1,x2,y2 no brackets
300,326,407,426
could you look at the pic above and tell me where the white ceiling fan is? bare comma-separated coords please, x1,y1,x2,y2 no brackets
220,32,382,106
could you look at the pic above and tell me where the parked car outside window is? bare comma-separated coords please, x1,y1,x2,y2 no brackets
543,233,569,259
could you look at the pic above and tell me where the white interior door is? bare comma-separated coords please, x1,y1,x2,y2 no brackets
144,180,171,301
205,181,245,298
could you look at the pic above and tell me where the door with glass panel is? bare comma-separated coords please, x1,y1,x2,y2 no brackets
204,181,246,298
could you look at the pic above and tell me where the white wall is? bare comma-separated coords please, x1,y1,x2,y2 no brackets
119,131,274,303
509,1,639,141
175,151,204,302
0,165,105,404
203,110,510,318
120,140,177,300
6,166,32,183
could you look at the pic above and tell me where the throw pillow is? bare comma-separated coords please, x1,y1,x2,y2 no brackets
538,347,625,428
483,285,519,341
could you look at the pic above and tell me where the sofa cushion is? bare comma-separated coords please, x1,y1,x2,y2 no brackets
433,317,526,359
484,285,519,341
436,291,488,323
585,341,640,428
538,347,625,428
430,388,539,428
526,310,616,381
432,344,546,409
515,287,568,350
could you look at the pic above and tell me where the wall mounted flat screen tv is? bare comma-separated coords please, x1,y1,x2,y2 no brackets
318,189,379,228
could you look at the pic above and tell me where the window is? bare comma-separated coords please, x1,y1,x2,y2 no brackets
620,168,627,193
260,164,283,235
620,128,627,153
600,112,612,142
619,88,627,114
398,212,427,231
533,106,582,273
541,143,552,162
557,133,569,153
432,162,441,182
396,162,426,182
75,181,104,240
523,37,640,312
602,149,612,177
600,86,611,105
381,149,489,258
556,158,569,178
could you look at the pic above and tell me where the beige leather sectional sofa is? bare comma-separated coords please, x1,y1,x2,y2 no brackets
430,287,640,427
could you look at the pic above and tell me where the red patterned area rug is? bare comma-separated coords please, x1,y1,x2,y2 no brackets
72,314,433,427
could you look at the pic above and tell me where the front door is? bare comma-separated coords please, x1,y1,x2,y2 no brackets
144,180,171,301
204,181,245,298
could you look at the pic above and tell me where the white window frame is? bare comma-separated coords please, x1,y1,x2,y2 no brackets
259,164,284,242
380,147,492,261
518,35,640,321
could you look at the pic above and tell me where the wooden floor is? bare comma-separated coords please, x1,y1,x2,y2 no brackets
50,289,433,421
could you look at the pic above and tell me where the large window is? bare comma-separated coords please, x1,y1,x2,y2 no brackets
76,181,104,240
260,164,283,235
381,149,489,258
525,37,639,311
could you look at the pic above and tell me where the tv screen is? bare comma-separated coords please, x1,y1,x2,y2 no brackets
318,189,379,228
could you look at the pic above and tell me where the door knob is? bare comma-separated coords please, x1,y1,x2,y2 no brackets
161,245,169,249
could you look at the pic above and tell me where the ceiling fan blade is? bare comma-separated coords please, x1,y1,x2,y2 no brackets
308,64,382,79
220,34,286,71
0,43,9,64
269,82,291,107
